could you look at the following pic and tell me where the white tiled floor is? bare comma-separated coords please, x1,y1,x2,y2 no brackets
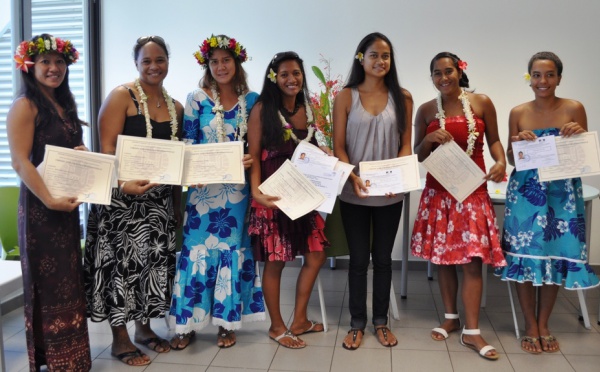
3,265,600,371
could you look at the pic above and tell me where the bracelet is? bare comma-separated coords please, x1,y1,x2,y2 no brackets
119,181,127,193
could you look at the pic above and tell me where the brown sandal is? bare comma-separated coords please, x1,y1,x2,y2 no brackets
375,326,398,347
342,329,364,350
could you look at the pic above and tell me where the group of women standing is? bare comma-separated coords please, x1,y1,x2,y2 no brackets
7,30,599,371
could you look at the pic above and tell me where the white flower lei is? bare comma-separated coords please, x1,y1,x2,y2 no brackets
134,78,178,141
209,85,248,143
436,89,479,156
278,99,315,143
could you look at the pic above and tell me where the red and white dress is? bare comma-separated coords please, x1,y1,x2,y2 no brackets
410,115,506,267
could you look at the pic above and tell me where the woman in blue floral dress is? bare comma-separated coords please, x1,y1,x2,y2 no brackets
496,52,599,354
169,35,265,350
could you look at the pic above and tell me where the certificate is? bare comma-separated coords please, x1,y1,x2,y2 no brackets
115,135,185,185
294,165,342,214
258,160,326,220
334,161,355,195
422,141,486,203
292,141,338,169
512,135,559,171
39,145,117,205
181,141,244,185
358,155,421,196
538,131,600,182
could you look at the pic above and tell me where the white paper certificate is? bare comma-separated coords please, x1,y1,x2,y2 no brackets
538,131,600,181
334,161,355,195
181,141,244,185
39,145,117,205
422,141,486,203
258,160,326,220
512,135,559,171
358,155,421,196
115,135,185,185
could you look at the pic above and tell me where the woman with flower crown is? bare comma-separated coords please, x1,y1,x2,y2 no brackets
410,52,506,360
333,32,412,350
168,34,265,351
496,52,599,354
8,33,91,371
83,36,183,366
247,52,328,349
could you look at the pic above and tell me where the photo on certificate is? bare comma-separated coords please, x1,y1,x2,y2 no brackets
512,135,559,172
538,131,600,182
358,155,421,196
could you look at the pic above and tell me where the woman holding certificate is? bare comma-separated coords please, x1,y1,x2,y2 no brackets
332,32,412,350
8,33,91,371
168,34,265,350
84,36,183,366
496,52,599,354
411,52,506,360
247,52,328,349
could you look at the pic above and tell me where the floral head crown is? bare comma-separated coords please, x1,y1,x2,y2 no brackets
193,35,248,67
14,35,79,73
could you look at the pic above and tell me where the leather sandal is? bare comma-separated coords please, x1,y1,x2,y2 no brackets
460,328,499,361
431,313,460,341
342,329,364,350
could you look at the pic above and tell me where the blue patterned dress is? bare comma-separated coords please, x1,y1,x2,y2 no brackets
169,89,265,332
496,128,599,289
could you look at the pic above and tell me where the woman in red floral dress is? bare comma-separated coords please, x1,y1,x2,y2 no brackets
411,52,506,361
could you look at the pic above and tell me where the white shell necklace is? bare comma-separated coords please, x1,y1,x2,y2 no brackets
278,99,315,144
134,78,178,141
210,85,248,143
436,89,478,156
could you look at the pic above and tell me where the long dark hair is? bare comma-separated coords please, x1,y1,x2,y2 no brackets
257,51,310,149
346,32,408,135
20,33,84,128
429,51,470,88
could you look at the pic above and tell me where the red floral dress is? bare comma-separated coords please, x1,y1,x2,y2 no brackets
411,116,506,267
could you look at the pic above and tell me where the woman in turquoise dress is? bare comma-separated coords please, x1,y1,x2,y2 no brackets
169,35,265,350
496,51,599,354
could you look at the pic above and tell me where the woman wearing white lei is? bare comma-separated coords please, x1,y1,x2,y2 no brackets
410,52,506,361
169,34,265,350
84,36,183,366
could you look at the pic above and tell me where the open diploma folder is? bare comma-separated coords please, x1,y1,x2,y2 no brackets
38,145,117,205
258,160,326,221
422,141,486,203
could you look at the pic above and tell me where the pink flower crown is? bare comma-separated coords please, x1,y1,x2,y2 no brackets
14,35,79,73
193,35,248,67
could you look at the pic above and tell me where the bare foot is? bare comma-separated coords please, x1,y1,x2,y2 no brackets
540,335,560,353
375,326,398,347
290,320,324,336
342,329,363,350
520,335,542,354
217,327,236,348
269,328,305,349
431,318,461,340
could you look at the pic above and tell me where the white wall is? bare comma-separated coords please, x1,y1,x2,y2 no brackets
102,0,600,264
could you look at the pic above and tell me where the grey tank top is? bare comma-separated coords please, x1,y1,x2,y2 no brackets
339,88,404,206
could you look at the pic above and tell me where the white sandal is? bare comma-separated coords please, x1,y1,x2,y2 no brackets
431,313,460,340
460,327,499,361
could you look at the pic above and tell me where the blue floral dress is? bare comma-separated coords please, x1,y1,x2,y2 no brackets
169,89,265,332
496,128,599,289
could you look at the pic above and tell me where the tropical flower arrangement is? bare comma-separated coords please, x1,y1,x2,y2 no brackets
14,35,79,73
311,55,343,149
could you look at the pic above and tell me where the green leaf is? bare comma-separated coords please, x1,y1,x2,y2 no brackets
312,66,327,85
321,92,330,113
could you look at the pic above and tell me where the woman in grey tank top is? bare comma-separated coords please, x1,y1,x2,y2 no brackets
333,32,413,350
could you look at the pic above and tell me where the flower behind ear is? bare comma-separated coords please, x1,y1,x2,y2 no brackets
355,52,363,62
458,60,468,71
268,68,277,83
523,73,531,83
